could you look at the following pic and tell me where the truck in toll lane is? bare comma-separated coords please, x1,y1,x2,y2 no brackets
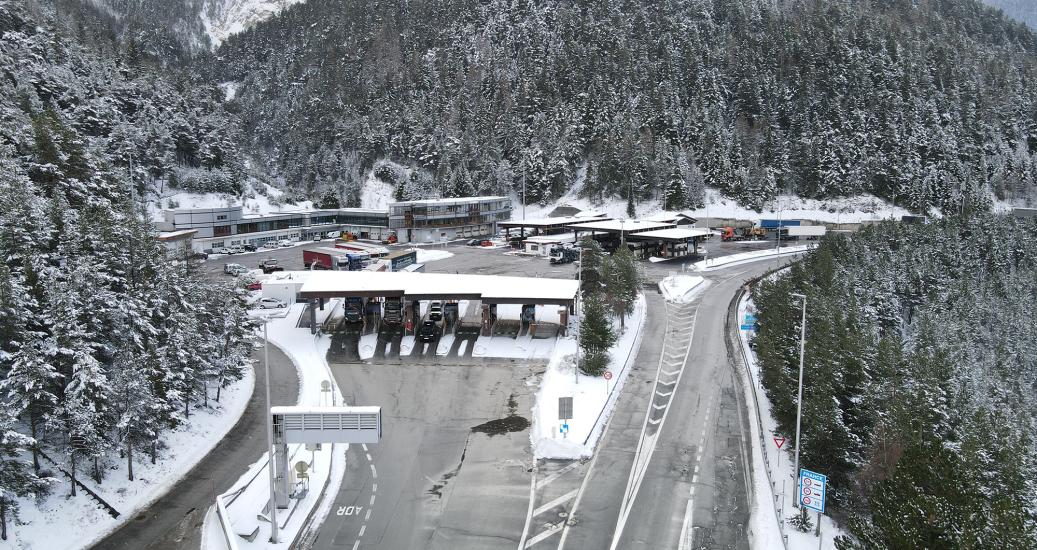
343,297,365,323
549,247,579,265
303,247,370,271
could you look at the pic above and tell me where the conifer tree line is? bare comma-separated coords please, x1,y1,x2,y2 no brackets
578,239,641,375
0,3,255,537
751,217,1037,547
206,0,1037,213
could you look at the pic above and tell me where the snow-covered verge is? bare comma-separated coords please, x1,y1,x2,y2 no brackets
693,245,817,271
520,187,910,225
737,295,846,550
2,370,254,550
530,295,647,459
658,275,705,303
203,301,348,550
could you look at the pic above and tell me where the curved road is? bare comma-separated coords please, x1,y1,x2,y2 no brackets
94,342,299,550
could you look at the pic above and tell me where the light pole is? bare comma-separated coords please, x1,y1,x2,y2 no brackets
260,317,279,541
790,293,807,507
575,246,583,385
620,219,626,247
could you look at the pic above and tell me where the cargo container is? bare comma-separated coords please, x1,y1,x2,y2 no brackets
759,219,801,229
781,225,827,239
335,240,390,258
303,247,370,270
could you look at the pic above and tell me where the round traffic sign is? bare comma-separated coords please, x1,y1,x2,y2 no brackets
603,371,613,380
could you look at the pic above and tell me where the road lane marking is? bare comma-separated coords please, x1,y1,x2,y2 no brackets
676,500,695,550
359,525,366,537
526,523,564,548
372,483,377,492
353,541,360,550
365,508,372,521
656,390,673,397
366,453,372,461
533,489,579,518
369,494,376,505
538,461,580,489
370,464,378,477
661,369,680,376
518,465,538,550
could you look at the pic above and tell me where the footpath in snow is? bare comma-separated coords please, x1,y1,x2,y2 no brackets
203,301,348,550
736,295,845,550
693,244,816,272
4,368,254,550
530,295,647,459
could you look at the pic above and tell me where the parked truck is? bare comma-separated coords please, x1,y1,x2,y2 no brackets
304,247,370,270
781,225,827,240
549,247,579,265
382,297,403,325
720,226,767,241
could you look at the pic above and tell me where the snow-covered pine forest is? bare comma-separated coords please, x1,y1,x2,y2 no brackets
0,2,255,538
751,217,1037,547
200,0,1037,213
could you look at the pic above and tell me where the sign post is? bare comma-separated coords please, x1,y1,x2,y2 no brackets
558,397,573,439
603,370,613,396
799,468,827,540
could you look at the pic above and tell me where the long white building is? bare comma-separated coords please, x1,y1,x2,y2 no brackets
155,196,512,252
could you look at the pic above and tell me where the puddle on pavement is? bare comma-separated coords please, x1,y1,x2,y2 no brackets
471,415,530,436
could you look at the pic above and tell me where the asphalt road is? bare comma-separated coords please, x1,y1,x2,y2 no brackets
519,262,776,550
314,359,540,550
93,342,299,550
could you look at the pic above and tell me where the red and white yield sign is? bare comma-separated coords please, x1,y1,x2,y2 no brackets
603,371,613,381
773,436,786,450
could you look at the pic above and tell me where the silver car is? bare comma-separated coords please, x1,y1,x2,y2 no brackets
258,297,287,309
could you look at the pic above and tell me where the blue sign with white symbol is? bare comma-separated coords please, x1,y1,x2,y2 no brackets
799,469,827,514
744,314,757,322
740,324,755,331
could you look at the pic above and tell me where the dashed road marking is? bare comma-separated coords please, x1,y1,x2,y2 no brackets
538,461,580,489
533,488,579,518
525,523,564,548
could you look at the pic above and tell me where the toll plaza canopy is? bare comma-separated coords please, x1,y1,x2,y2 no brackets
568,219,676,235
500,214,610,236
626,227,713,242
298,270,579,305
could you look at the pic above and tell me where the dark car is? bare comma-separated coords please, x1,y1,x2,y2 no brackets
418,320,438,342
242,243,257,252
466,239,482,246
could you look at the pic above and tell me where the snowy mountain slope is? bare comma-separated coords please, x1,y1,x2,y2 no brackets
201,0,306,48
981,0,1037,29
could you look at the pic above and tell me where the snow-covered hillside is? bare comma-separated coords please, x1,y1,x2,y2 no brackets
201,0,307,48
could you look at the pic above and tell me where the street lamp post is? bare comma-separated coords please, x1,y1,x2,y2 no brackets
261,318,279,541
575,246,584,385
790,293,807,507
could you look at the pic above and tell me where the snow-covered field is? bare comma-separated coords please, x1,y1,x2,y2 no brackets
149,180,315,224
520,187,911,225
359,173,395,211
737,296,846,550
530,295,647,459
414,249,453,263
3,370,254,550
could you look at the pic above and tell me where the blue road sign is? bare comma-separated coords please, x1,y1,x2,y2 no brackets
740,324,755,331
744,314,757,322
799,469,827,514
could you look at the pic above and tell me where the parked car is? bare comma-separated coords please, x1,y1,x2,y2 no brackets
246,281,262,291
259,258,284,274
480,240,494,247
242,243,257,252
211,246,231,255
312,234,322,241
258,297,286,309
428,301,444,321
188,252,208,260
224,263,248,275
228,245,246,254
466,239,482,246
278,239,295,248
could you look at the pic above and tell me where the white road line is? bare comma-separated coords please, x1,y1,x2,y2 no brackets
369,494,376,505
676,500,695,550
361,444,368,452
533,488,579,518
656,390,673,397
525,523,564,548
372,483,377,492
365,508,372,521
366,453,372,461
648,418,661,425
538,461,580,489
517,465,538,550
370,464,378,477
652,402,666,410
352,540,360,550
359,525,366,537
661,369,680,376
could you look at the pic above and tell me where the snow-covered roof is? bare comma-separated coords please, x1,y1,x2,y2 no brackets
568,219,676,233
524,232,579,244
299,271,579,305
392,196,508,206
157,229,198,241
271,405,380,415
501,214,610,228
628,228,712,241
648,211,698,223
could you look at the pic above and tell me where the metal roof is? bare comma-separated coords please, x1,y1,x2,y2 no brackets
500,214,610,228
299,271,579,305
568,219,676,233
626,228,713,241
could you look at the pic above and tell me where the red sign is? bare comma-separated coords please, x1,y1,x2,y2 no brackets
603,371,613,381
773,436,786,450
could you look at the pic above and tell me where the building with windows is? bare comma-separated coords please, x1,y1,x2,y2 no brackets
156,196,511,252
388,196,511,243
